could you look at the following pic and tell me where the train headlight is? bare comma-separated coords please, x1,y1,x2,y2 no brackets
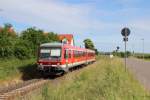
38,63,43,69
57,63,60,66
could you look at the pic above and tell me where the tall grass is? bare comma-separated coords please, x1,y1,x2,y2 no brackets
25,56,150,100
0,58,36,82
42,85,50,100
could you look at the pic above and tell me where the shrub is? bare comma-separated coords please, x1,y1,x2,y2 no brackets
112,51,131,58
14,45,30,59
0,35,15,58
0,24,59,59
14,39,32,59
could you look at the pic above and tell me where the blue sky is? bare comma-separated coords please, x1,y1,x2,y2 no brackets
0,0,150,53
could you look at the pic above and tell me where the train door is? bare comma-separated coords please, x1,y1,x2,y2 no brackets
70,50,74,67
86,50,88,65
64,49,72,69
68,49,72,67
64,49,69,70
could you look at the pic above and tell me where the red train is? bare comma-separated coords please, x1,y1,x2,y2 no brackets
37,43,95,75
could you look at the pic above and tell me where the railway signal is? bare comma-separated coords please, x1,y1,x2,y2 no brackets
121,27,131,71
116,46,120,52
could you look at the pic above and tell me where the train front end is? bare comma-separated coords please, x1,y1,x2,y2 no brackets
37,43,65,75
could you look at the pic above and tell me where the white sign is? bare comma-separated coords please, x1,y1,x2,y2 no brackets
40,49,50,53
51,49,61,56
110,54,114,59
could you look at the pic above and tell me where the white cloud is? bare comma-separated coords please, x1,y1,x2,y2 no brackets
0,0,148,34
132,20,150,32
0,0,100,33
0,0,150,52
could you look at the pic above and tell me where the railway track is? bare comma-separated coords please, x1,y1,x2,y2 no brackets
0,79,49,100
0,62,94,100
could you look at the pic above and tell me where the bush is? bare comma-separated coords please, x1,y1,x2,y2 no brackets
112,51,131,58
0,34,15,58
0,24,59,59
14,46,30,59
20,27,59,56
0,46,14,57
14,39,32,59
135,54,150,60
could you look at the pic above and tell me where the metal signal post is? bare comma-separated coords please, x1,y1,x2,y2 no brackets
141,38,144,60
121,27,131,71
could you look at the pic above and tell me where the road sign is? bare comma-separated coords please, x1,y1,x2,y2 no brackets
117,46,120,50
123,37,128,41
121,28,130,37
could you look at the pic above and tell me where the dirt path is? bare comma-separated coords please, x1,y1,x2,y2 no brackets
127,58,150,90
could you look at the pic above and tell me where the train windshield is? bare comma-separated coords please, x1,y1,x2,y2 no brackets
40,48,61,59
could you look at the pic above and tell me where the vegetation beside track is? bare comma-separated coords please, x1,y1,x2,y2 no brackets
22,56,150,100
133,53,150,60
0,23,59,85
0,58,36,85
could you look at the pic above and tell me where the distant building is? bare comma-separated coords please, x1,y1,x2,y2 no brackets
58,34,75,46
8,27,15,33
0,26,16,36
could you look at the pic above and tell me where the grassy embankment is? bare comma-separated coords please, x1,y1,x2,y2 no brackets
134,53,150,60
21,56,150,100
0,58,36,86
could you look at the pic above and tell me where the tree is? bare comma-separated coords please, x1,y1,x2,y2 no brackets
83,39,95,50
14,39,32,59
44,32,59,42
3,23,16,37
4,23,12,29
0,23,59,59
94,48,99,55
112,51,131,58
20,27,59,56
0,23,17,58
21,27,45,44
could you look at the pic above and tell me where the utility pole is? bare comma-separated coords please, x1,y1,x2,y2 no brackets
125,37,127,70
141,38,144,60
121,27,131,71
132,44,134,57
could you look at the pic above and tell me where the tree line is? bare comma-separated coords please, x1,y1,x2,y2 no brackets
83,38,99,55
0,23,98,59
0,23,59,59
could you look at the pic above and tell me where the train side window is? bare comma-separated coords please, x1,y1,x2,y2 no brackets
75,51,78,57
69,50,71,58
78,51,80,57
82,51,84,56
76,51,78,57
77,51,79,57
79,51,81,57
73,50,75,58
73,50,75,57
65,50,69,59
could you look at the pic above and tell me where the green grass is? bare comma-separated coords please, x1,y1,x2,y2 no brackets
0,58,36,82
134,53,150,60
23,56,150,100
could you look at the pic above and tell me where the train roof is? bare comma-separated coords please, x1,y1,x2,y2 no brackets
40,42,95,53
40,42,62,47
